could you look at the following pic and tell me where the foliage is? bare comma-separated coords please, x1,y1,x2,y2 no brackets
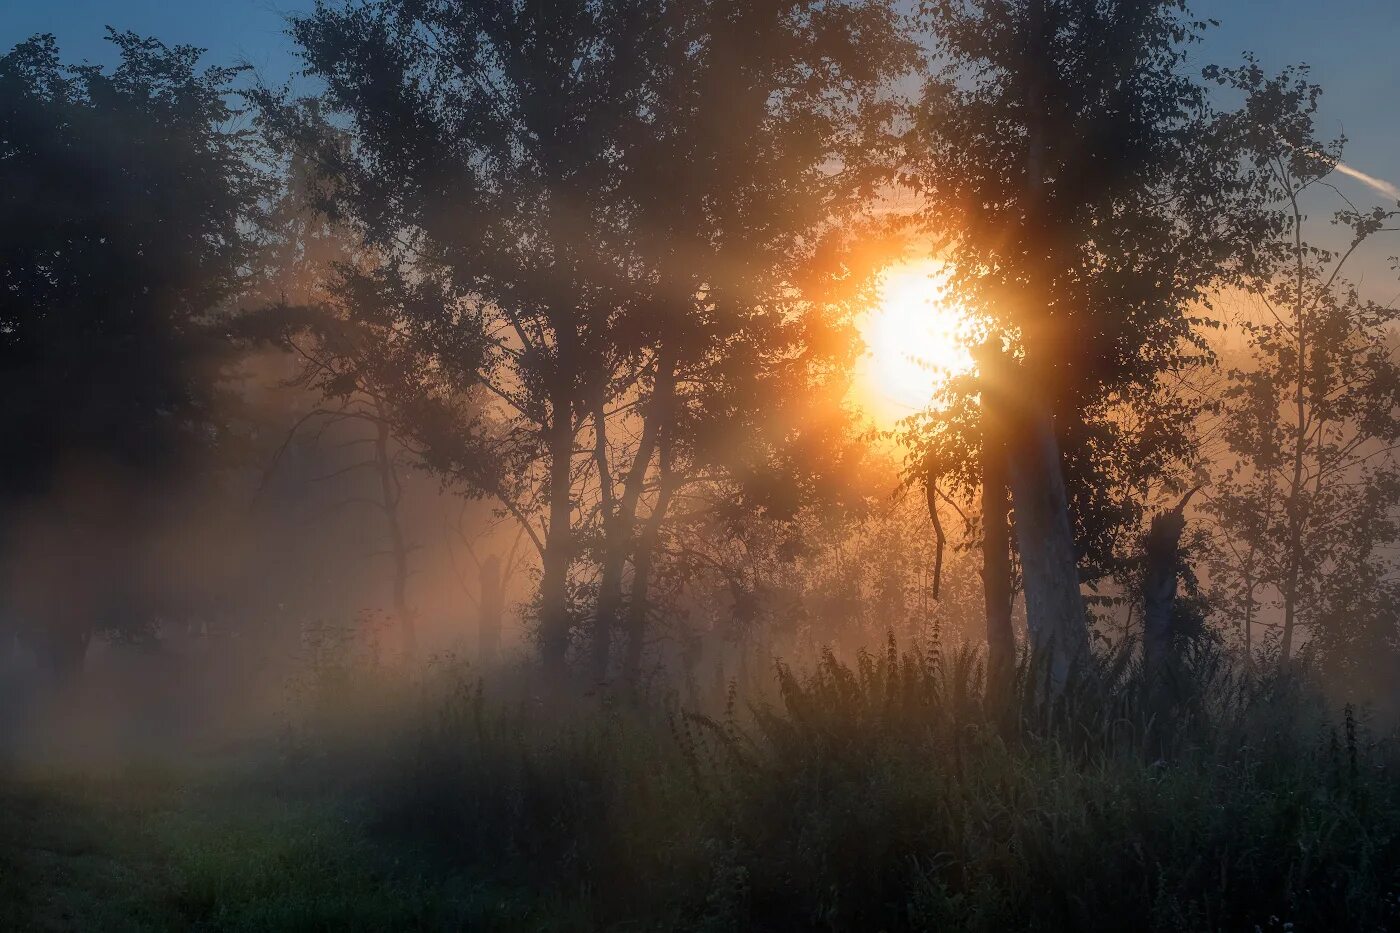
256,0,917,675
903,0,1270,584
0,31,269,668
0,31,266,495
273,635,1400,932
1200,62,1400,676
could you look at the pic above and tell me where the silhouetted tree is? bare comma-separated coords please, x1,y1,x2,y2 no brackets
907,0,1269,682
0,32,266,672
261,0,913,682
1202,62,1400,675
573,0,914,683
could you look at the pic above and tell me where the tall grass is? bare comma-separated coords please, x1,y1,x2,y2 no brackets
291,635,1400,931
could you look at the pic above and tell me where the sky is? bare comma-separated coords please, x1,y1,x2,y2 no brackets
4,0,1395,190
1197,0,1400,200
3,0,1398,245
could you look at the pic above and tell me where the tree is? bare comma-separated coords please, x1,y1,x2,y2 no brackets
262,0,914,682
447,510,528,667
1141,485,1201,682
1202,62,1400,674
258,0,634,678
0,32,266,672
572,0,914,682
907,0,1267,683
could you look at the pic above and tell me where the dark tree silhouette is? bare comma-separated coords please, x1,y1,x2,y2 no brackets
259,0,914,682
0,32,266,672
907,0,1272,682
577,0,914,682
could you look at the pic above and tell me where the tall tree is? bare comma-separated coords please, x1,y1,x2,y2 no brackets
263,0,913,681
0,32,266,671
577,0,912,682
261,0,655,678
908,0,1266,682
1203,62,1400,673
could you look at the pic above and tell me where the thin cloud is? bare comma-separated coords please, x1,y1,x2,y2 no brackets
1334,161,1400,201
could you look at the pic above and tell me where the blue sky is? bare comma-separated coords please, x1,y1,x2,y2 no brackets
3,0,1397,222
4,1,1394,193
1,1,313,84
1200,0,1400,198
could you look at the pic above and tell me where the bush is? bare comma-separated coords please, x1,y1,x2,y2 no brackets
290,635,1400,931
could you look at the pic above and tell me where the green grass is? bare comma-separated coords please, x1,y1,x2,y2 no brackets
348,642,1400,931
5,640,1400,931
0,769,583,931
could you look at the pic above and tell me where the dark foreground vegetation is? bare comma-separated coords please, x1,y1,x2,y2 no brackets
7,640,1400,932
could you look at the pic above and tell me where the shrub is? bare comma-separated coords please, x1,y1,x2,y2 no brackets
297,635,1400,931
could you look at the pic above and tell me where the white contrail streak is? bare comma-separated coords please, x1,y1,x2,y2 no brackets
1334,161,1400,201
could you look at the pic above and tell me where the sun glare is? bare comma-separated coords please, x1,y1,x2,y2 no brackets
854,259,977,426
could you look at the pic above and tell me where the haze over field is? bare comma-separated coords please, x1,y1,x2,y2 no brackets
2,1,1400,930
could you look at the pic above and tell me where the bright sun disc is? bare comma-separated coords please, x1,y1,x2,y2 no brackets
855,259,976,426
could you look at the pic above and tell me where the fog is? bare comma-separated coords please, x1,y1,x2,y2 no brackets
4,5,1400,928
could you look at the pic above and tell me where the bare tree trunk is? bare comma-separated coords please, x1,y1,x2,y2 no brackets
982,454,1015,698
591,544,624,681
479,554,503,667
590,392,623,683
1280,185,1310,667
374,413,415,659
538,389,577,680
1280,535,1302,664
1001,0,1090,689
1143,492,1196,680
622,444,677,689
1280,413,1306,665
621,533,655,687
978,360,1015,700
1242,574,1255,674
1007,403,1088,687
590,349,676,684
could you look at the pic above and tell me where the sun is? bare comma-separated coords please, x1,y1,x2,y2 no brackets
854,259,978,426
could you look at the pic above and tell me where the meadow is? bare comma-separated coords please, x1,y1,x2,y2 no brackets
6,638,1398,932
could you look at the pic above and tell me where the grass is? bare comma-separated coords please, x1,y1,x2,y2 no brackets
4,638,1400,931
0,768,584,931
352,640,1400,931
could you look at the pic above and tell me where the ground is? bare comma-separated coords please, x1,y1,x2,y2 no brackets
0,769,573,932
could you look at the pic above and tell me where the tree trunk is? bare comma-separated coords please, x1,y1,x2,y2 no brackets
591,545,624,682
1142,506,1187,679
590,350,677,683
374,413,415,660
622,451,677,689
1004,0,1087,688
589,389,623,683
621,534,654,687
537,391,577,680
1006,401,1088,688
478,554,504,667
1281,185,1309,668
982,441,1015,699
1242,574,1255,674
1280,539,1302,664
978,345,1015,700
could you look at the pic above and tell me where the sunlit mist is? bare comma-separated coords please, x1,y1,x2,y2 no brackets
854,259,977,426
5,3,1400,927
